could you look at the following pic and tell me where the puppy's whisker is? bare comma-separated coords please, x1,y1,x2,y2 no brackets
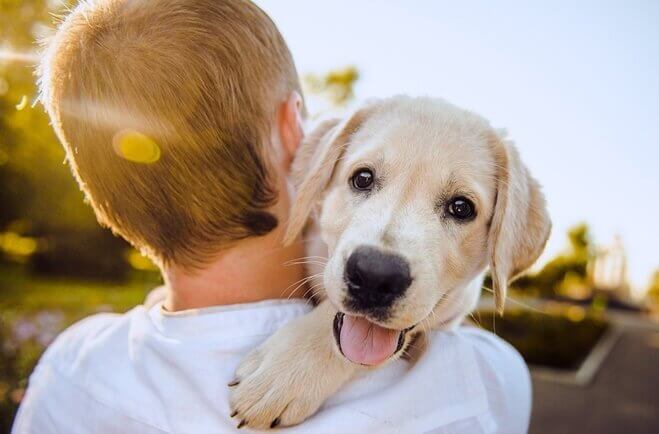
284,258,327,264
481,286,547,315
301,282,325,299
468,312,482,327
283,255,328,268
284,273,317,290
284,255,328,263
283,273,323,299
291,258,326,261
223,239,325,264
284,260,327,267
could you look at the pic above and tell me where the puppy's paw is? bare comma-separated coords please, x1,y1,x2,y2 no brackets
229,313,355,430
229,355,322,429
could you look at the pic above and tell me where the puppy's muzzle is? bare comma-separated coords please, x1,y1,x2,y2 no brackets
343,245,412,312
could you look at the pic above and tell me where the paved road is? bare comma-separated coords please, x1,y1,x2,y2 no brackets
530,327,659,434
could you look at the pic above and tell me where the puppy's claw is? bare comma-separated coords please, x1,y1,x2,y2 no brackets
228,379,240,387
229,305,352,429
230,410,238,418
270,417,281,429
237,420,247,429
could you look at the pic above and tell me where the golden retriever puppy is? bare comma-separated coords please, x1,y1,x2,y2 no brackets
229,96,550,429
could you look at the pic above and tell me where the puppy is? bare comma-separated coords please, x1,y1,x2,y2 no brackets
229,96,550,429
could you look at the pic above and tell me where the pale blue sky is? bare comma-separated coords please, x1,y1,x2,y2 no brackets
257,0,659,289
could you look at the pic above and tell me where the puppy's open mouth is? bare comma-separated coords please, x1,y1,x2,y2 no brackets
332,312,414,366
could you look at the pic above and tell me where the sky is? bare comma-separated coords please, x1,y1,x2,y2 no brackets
256,0,659,290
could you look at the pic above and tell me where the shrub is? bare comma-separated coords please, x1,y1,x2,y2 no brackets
29,228,130,281
478,307,609,370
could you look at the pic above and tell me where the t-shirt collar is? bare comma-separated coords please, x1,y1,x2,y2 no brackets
148,297,313,340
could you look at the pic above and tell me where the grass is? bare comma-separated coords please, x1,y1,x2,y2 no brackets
0,265,159,318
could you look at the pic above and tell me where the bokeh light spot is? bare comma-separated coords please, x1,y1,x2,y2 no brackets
112,129,161,164
15,95,28,111
565,305,586,322
0,232,38,257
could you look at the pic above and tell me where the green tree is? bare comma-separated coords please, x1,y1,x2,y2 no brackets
521,223,592,297
648,270,659,304
1,0,130,278
303,66,359,107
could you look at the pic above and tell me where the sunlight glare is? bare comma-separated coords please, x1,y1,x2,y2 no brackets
112,129,161,164
0,48,39,65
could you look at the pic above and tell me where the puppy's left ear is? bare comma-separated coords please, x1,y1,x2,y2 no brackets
488,132,551,314
283,103,379,246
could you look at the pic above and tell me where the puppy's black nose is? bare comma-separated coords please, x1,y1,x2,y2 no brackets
344,246,412,310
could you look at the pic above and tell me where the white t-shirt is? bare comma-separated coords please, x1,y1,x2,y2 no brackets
12,299,531,434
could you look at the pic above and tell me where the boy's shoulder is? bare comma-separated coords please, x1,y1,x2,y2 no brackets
40,308,139,373
15,305,530,434
13,307,172,434
429,327,531,434
30,307,153,413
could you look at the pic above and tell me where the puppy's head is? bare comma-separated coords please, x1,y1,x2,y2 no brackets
286,96,550,365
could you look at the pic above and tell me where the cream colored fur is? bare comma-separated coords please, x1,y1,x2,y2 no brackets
229,96,550,429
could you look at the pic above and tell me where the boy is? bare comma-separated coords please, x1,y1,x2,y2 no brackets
13,0,531,432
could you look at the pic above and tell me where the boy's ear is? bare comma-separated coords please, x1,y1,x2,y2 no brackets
278,91,305,169
487,132,551,314
283,104,377,245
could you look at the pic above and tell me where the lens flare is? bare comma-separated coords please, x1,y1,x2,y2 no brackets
112,129,161,164
0,48,39,65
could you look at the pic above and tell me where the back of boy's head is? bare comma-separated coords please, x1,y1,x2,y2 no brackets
39,0,303,268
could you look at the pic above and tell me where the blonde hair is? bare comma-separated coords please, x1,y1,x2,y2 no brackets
39,0,302,267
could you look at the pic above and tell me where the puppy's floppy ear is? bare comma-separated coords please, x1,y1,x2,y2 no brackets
488,132,551,314
284,105,376,245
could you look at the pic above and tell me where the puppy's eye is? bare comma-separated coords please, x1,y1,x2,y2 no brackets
351,168,374,191
447,197,476,220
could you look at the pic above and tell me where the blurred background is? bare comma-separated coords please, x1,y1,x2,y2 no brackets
1,1,658,433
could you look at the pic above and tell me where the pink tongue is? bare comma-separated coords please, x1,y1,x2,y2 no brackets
339,315,401,366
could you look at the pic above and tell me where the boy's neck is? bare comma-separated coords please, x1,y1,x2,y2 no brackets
162,228,308,312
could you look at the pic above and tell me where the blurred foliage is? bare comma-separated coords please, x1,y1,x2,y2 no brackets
30,228,132,281
0,0,53,45
648,270,659,295
303,66,359,109
0,0,135,278
648,270,659,307
511,223,593,298
482,223,593,299
478,305,609,370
